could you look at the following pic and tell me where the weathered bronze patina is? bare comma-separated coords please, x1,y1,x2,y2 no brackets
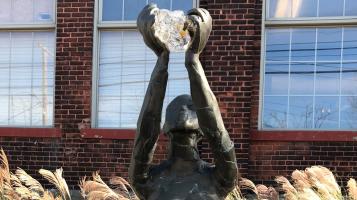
129,4,238,200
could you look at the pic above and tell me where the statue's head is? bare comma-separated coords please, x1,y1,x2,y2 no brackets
163,95,202,142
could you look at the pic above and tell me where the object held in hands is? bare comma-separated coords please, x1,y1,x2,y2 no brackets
152,9,191,52
137,4,191,53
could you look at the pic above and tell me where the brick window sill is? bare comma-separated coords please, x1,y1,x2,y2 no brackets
0,127,61,138
250,130,357,142
80,128,168,140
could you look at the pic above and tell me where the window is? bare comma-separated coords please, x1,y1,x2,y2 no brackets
262,0,357,130
93,0,197,128
0,0,55,127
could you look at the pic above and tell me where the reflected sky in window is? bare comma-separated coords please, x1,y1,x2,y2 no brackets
267,0,356,19
102,0,193,21
263,27,357,129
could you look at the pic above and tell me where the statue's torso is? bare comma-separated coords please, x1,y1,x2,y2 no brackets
145,160,224,200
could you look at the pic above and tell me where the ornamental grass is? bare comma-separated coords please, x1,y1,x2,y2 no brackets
0,149,356,200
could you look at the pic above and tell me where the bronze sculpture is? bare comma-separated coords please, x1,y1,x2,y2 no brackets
129,4,238,200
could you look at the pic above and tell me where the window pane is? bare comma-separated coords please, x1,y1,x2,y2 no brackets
121,32,146,127
318,0,343,17
0,97,9,125
343,27,357,61
0,0,54,24
345,0,357,16
102,0,194,22
292,0,317,18
267,0,352,19
0,33,10,97
102,0,123,21
317,28,342,61
0,31,55,127
263,96,288,129
13,0,34,23
264,63,289,95
149,0,171,10
0,0,11,23
315,62,340,95
268,0,318,19
33,0,54,22
11,33,33,96
314,96,339,129
172,0,193,11
340,96,357,129
290,63,314,95
291,28,316,61
98,31,190,128
9,96,32,126
268,0,292,18
341,62,357,95
123,0,147,20
266,29,290,62
31,95,53,126
288,96,313,129
263,27,357,130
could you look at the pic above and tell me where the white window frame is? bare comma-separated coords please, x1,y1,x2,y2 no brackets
0,1,57,128
259,0,357,130
91,0,199,128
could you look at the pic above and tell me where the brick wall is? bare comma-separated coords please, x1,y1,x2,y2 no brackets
249,141,357,188
55,0,94,134
0,137,61,188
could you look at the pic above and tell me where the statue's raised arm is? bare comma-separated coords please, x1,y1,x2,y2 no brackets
185,8,239,195
128,4,169,198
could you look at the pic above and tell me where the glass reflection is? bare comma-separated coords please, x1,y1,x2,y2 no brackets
291,28,316,61
263,26,357,130
124,0,146,20
340,97,357,129
290,63,314,95
345,0,357,16
102,0,194,21
149,0,170,10
315,62,340,95
269,0,292,18
314,96,339,128
343,28,357,61
263,96,288,128
292,0,317,18
341,62,357,95
264,63,289,95
267,0,357,18
172,0,193,11
102,0,123,21
266,29,290,61
317,28,342,61
288,96,313,129
318,0,343,17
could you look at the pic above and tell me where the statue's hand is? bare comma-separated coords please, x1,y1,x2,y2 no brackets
186,8,212,55
137,4,168,57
